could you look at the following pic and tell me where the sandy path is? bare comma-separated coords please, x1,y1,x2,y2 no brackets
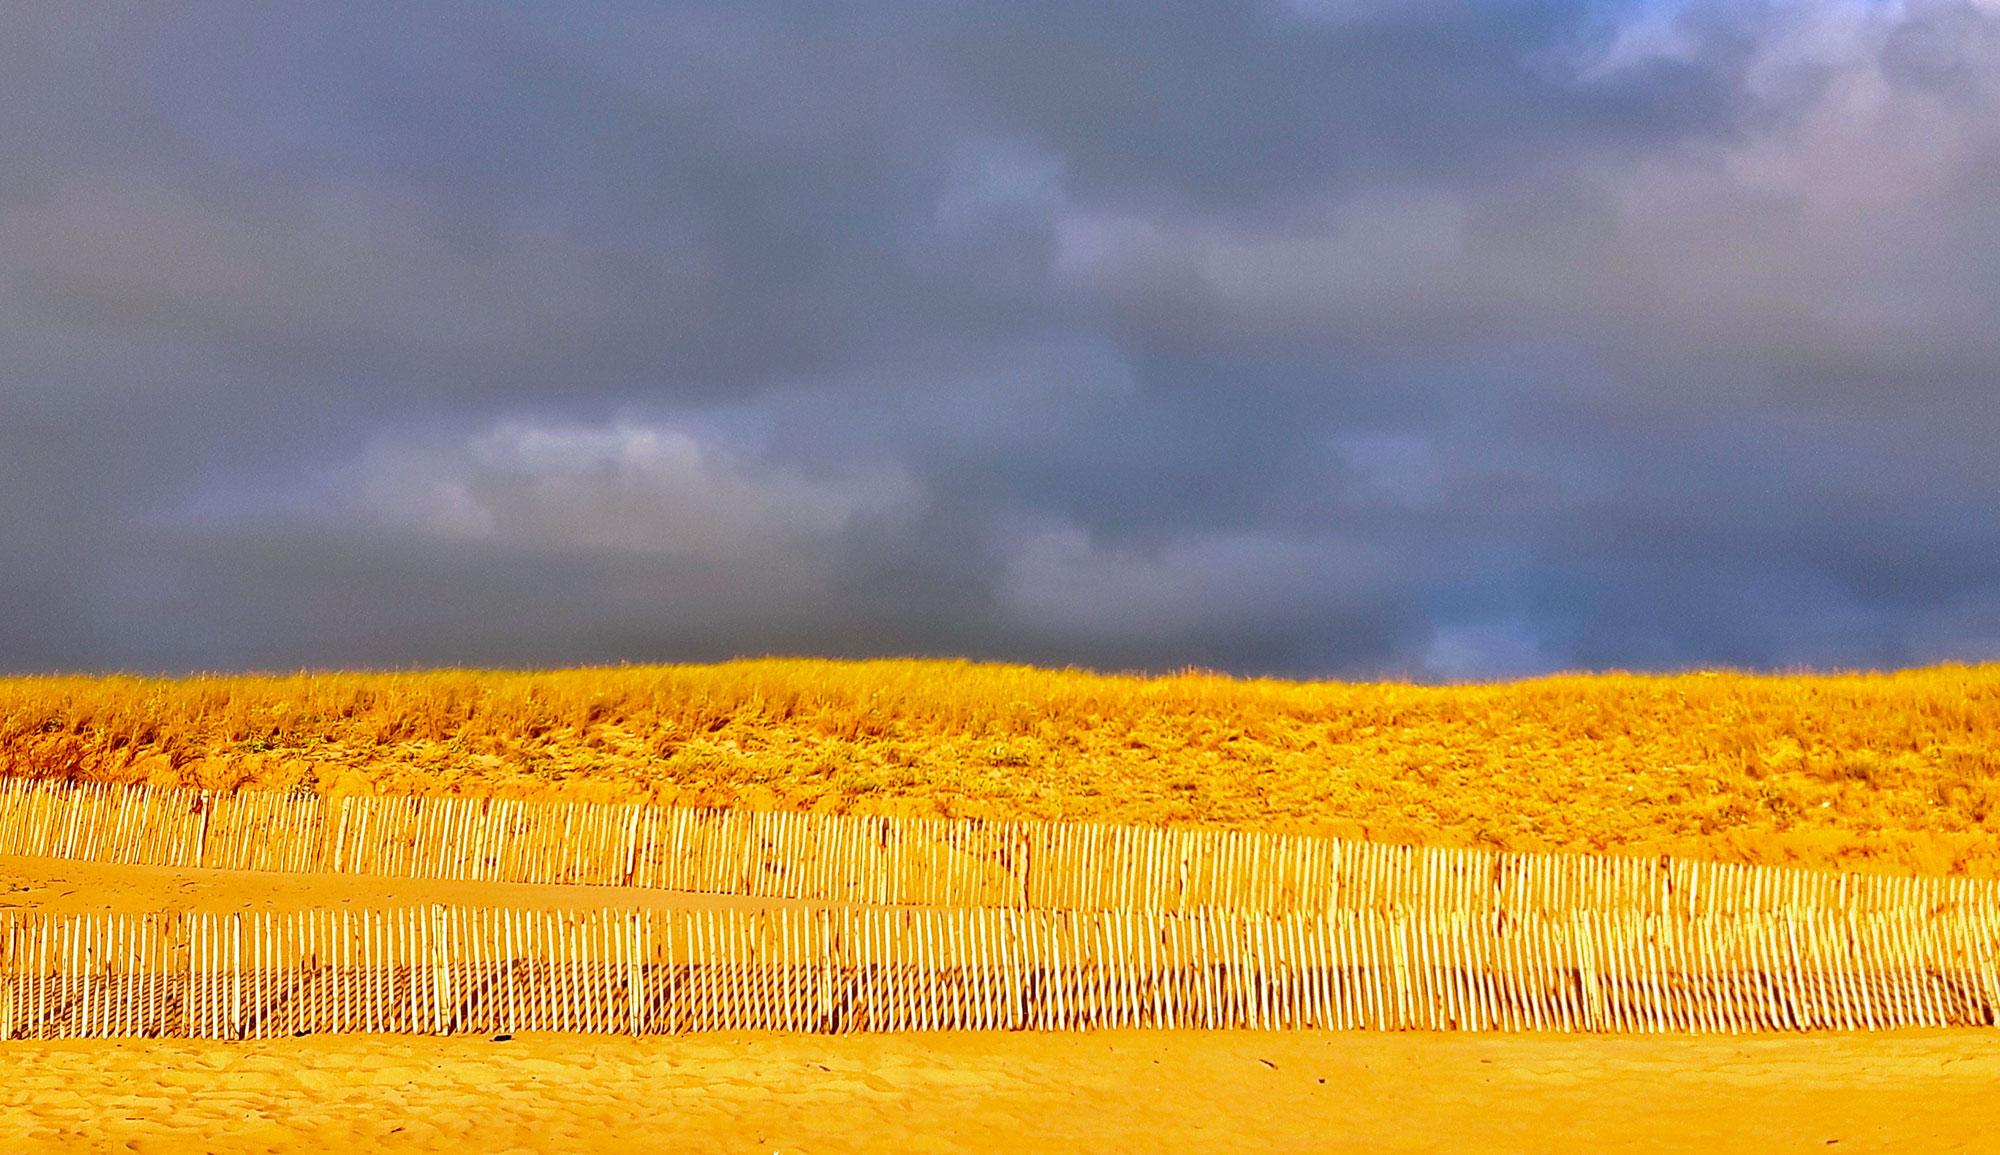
0,854,796,917
1,1028,1995,1153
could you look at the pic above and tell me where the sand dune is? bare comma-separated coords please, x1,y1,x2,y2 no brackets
7,704,1999,1151
11,661,2000,876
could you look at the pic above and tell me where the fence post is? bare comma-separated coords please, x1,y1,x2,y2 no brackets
430,905,450,1035
0,916,14,1042
627,911,644,1036
228,913,243,1040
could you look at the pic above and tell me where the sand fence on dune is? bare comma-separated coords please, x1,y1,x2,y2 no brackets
1,776,1992,919
2,776,1998,1038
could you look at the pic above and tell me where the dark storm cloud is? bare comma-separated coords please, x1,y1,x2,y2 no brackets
2,0,1997,678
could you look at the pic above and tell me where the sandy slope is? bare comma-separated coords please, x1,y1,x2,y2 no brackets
2,1029,1997,1153
0,853,795,917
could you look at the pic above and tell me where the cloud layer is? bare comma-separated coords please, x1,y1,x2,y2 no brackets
3,1,1997,677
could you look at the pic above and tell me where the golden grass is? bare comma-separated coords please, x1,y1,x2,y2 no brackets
2,659,1998,874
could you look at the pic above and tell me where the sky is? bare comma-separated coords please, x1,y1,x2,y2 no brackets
2,1,1997,680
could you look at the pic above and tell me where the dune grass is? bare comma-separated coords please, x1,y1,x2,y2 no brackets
3,659,1998,874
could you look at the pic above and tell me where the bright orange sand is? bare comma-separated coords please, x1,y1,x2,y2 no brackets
1,1029,1995,1153
0,853,794,918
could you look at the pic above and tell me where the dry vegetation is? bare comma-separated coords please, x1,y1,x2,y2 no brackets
2,660,1997,875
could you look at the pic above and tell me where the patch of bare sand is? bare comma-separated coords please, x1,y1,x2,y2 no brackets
0,854,795,917
2,1029,1996,1153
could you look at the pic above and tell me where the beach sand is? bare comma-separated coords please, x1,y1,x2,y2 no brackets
0,853,794,917
3,1028,1997,1153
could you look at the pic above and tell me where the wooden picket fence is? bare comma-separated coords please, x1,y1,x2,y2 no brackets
0,778,322,873
4,901,1999,1041
2,777,1994,920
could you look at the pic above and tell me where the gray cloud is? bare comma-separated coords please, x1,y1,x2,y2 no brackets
1,0,1996,678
